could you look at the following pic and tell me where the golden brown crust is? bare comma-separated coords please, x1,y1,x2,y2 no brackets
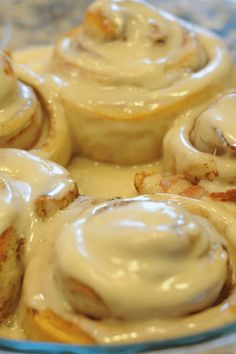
134,171,236,201
35,181,79,220
210,189,236,202
134,171,156,194
0,228,24,323
134,172,203,197
179,185,205,198
24,308,95,344
59,276,111,320
84,8,124,41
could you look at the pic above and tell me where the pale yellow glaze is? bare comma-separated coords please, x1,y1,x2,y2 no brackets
51,0,230,114
0,312,25,340
56,200,228,319
68,157,163,198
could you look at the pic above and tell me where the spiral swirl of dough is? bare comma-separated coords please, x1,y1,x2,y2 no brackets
55,197,229,320
22,194,236,344
164,92,236,198
54,0,208,90
49,0,233,164
0,51,72,166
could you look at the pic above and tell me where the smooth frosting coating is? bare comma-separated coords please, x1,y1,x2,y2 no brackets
56,199,228,320
0,178,22,237
58,0,207,90
45,0,233,164
23,195,236,344
51,0,232,115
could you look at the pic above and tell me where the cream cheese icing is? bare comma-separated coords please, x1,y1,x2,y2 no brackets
55,200,228,319
22,195,236,344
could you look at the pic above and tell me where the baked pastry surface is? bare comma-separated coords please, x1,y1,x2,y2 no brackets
0,50,72,166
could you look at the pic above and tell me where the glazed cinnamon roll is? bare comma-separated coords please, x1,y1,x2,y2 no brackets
23,195,236,344
0,180,24,323
47,0,233,164
0,51,71,166
164,91,236,202
0,149,78,220
0,148,78,323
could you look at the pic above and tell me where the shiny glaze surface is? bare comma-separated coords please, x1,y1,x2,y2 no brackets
22,195,236,344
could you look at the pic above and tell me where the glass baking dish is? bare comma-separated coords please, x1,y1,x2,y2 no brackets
1,0,236,353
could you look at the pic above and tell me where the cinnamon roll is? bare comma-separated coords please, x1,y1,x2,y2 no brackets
35,0,232,165
0,148,78,323
0,51,71,166
164,91,236,202
0,181,24,323
23,195,236,344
